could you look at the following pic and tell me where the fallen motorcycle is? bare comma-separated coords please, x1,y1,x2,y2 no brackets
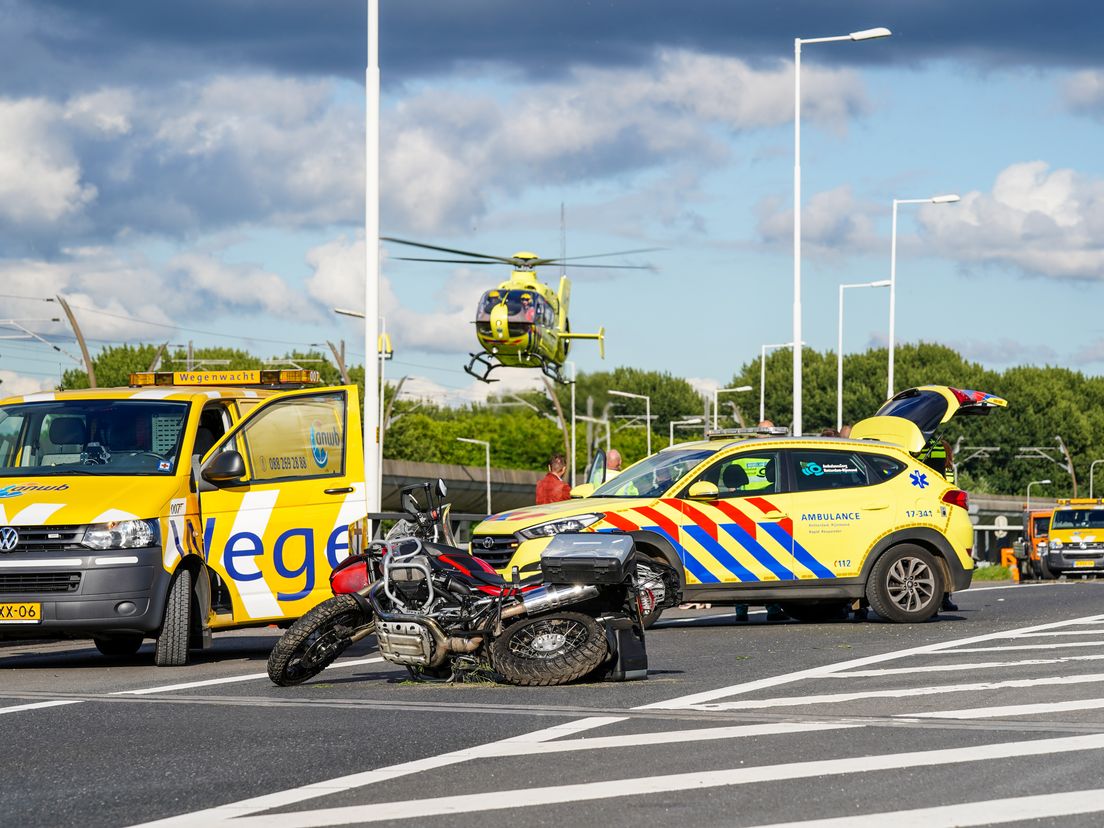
267,480,677,687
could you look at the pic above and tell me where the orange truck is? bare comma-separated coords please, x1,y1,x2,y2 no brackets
1014,509,1053,580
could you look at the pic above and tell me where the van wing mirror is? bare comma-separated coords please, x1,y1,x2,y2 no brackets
202,450,246,485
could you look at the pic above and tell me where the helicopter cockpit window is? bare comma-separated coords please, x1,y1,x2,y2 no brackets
475,290,548,324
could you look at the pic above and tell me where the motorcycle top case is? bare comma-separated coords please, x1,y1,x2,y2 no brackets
540,533,635,585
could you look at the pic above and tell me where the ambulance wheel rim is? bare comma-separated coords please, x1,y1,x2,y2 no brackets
886,556,936,613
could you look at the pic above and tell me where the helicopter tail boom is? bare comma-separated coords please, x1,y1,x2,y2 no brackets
561,327,605,359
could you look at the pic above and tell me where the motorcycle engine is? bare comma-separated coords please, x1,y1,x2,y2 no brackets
386,554,432,611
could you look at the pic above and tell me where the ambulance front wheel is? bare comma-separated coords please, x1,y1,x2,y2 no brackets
155,568,193,667
865,544,944,623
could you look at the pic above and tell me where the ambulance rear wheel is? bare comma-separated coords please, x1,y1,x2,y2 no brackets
155,568,192,667
94,634,144,658
866,544,944,623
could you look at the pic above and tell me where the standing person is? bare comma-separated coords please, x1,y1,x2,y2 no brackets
536,453,571,504
605,448,623,481
839,423,852,438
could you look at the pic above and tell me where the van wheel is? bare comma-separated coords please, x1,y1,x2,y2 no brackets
94,635,144,658
1039,557,1058,580
866,544,943,623
155,568,192,666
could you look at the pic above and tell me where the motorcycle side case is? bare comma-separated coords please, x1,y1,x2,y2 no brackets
541,533,635,585
602,615,648,681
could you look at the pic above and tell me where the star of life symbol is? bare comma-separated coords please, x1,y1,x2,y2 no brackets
909,470,929,489
0,526,19,552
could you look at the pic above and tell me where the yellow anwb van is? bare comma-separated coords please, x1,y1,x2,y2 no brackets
0,370,367,665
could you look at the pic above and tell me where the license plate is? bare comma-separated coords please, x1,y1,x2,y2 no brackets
1075,560,1096,568
0,602,41,623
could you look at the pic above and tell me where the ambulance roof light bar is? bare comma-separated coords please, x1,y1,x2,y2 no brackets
707,426,790,440
129,370,321,387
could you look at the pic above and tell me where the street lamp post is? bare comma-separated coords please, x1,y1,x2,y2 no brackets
1027,479,1052,512
1090,460,1104,498
888,194,960,398
837,280,890,430
760,342,797,423
567,360,577,487
713,386,753,430
364,0,382,526
609,390,652,457
793,26,891,437
670,417,704,447
457,437,491,515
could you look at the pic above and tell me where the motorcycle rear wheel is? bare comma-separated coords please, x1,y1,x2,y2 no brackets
490,611,607,687
267,594,372,686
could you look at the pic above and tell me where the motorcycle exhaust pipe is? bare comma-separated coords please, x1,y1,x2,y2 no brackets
368,583,483,666
501,584,600,619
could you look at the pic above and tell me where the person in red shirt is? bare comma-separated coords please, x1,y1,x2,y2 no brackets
535,453,571,504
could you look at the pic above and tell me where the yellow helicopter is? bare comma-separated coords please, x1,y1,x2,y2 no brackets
382,237,653,384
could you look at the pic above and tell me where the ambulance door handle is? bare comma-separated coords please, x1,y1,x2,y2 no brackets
324,486,355,495
865,504,889,511
760,510,787,522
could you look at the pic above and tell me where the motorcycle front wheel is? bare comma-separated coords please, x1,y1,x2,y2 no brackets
267,594,373,686
490,611,608,687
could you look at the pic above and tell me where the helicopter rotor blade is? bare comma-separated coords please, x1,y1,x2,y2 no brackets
550,263,655,270
382,237,516,265
533,247,664,266
392,256,504,265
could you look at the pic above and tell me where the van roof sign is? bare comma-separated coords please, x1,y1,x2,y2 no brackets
129,370,321,387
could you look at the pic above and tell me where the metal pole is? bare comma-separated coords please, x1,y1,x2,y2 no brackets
569,361,576,487
837,284,844,431
377,319,387,504
792,37,803,437
645,395,651,457
485,442,491,514
760,344,768,423
713,388,719,431
364,0,382,521
888,199,898,399
1091,460,1104,498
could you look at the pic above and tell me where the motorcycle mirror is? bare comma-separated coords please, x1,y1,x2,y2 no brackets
401,491,420,517
511,565,520,586
436,479,448,498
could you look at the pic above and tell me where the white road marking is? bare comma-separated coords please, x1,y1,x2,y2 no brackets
170,733,1104,827
111,656,385,696
475,721,859,757
901,697,1104,720
641,612,1104,709
1007,629,1104,637
691,672,1104,711
748,788,1104,828
132,716,625,827
940,641,1104,652
0,700,83,715
831,652,1104,676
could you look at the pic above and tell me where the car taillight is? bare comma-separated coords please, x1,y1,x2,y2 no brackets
942,489,969,510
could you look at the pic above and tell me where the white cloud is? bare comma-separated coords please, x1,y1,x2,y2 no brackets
1062,70,1104,118
0,371,53,398
756,185,880,255
382,50,869,234
917,161,1104,281
0,98,97,227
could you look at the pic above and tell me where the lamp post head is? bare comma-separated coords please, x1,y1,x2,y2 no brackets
930,194,961,204
1040,479,1052,485
868,279,892,288
849,27,892,40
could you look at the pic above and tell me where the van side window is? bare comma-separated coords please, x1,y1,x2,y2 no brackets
236,392,348,483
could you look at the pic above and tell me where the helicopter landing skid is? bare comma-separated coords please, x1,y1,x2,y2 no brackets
464,352,501,383
540,360,571,385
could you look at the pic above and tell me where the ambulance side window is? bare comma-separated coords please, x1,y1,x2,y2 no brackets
682,451,780,497
789,450,870,492
235,392,347,483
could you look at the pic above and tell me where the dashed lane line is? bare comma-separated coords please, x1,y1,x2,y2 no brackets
901,697,1104,720
937,641,1104,652
110,657,384,695
748,788,1104,828
0,699,83,716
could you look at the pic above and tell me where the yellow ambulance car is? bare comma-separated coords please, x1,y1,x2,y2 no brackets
0,370,367,665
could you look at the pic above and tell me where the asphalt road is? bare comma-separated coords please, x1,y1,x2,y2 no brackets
5,579,1104,827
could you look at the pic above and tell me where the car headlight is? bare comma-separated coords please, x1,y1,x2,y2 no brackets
1049,539,1063,550
82,519,159,550
518,514,603,540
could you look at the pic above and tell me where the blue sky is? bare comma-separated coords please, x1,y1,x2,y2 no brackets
2,1,1103,406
